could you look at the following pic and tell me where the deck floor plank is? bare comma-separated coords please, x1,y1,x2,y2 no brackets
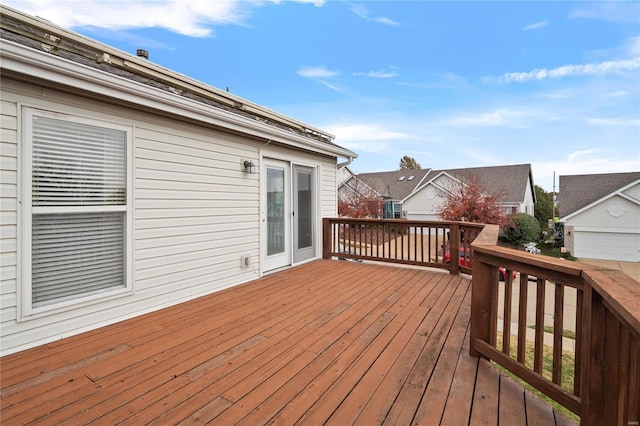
0,260,577,425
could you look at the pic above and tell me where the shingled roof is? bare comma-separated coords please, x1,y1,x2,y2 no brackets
425,164,535,203
559,171,640,217
356,164,534,204
356,169,433,200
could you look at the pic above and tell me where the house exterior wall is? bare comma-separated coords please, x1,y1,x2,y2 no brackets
522,176,535,216
0,77,338,355
403,184,446,221
563,189,640,261
336,166,354,187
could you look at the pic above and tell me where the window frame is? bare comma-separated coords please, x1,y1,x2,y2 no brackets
20,107,134,319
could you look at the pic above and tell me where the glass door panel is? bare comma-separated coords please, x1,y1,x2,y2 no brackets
267,167,285,256
293,166,315,263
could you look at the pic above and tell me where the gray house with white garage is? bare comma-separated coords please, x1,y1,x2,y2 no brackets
560,171,640,262
0,5,356,355
345,164,535,220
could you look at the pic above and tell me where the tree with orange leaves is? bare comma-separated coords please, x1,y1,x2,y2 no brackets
436,174,510,226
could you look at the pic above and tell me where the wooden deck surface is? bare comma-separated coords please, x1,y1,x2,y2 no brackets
0,260,576,425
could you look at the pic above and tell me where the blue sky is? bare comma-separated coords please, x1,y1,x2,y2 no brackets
6,0,640,191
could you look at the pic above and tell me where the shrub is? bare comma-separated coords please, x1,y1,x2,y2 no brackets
504,213,540,246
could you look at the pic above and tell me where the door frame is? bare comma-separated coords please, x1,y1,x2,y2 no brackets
292,164,316,265
260,155,320,275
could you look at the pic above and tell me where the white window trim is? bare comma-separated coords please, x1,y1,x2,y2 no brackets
19,107,134,320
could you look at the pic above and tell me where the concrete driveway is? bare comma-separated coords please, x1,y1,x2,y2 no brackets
576,258,640,283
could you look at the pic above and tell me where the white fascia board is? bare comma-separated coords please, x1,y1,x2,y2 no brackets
561,179,640,222
1,40,356,160
408,172,460,200
568,226,640,234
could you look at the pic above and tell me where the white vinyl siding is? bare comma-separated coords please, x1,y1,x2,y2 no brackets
1,76,339,356
23,108,133,313
1,100,18,328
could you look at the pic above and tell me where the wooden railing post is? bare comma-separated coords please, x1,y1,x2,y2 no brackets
322,218,331,259
470,253,497,358
580,281,606,425
449,223,460,275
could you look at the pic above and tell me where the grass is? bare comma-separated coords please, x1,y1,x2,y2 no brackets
495,332,580,422
527,325,576,340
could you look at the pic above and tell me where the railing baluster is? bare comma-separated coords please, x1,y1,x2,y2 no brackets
534,278,545,374
517,274,528,363
552,283,564,385
574,288,583,396
502,272,513,356
627,337,639,423
616,327,630,422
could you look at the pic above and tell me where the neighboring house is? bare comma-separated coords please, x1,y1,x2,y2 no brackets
336,164,357,187
344,164,535,220
344,168,433,218
560,172,640,262
0,6,356,355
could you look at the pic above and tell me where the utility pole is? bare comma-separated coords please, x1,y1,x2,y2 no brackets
552,171,556,220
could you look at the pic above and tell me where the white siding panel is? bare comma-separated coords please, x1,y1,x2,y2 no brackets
0,93,18,347
0,77,340,355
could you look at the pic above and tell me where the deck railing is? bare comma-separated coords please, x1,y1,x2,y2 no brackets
322,218,640,426
321,217,482,274
471,225,640,426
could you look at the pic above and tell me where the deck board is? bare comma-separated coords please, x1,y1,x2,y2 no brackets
0,260,577,425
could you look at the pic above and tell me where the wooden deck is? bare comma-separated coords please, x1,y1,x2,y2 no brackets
0,260,576,425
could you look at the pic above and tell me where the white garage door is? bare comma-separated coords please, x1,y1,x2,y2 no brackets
574,231,640,262
406,212,439,221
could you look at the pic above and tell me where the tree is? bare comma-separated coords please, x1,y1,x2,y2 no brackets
533,185,554,230
338,177,384,218
436,174,510,226
504,213,541,245
399,155,421,170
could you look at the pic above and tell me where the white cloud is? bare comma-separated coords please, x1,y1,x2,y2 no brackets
4,0,330,37
570,1,640,24
297,66,341,91
521,20,549,31
488,58,640,84
297,66,340,78
3,0,250,37
605,90,628,98
567,149,598,163
349,4,398,26
318,80,342,92
447,109,527,126
587,117,640,126
326,123,413,142
397,72,470,90
353,69,398,78
373,16,399,26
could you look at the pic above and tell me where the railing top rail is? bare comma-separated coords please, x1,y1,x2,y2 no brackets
471,222,640,337
583,267,640,339
324,217,484,229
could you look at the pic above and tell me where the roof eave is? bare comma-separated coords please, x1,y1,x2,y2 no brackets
1,40,357,160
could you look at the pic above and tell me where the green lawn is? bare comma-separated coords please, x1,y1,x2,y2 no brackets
495,332,579,422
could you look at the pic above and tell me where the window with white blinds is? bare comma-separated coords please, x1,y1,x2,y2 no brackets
24,109,132,312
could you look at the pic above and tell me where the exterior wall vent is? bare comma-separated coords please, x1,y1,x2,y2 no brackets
136,49,149,59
